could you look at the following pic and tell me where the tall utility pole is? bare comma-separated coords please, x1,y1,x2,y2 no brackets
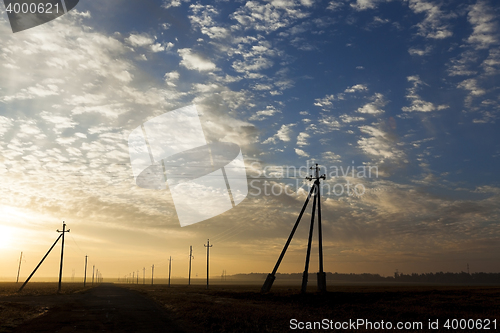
92,265,95,285
16,252,23,283
143,267,145,285
137,270,139,284
151,265,154,285
168,256,172,287
84,255,88,287
261,163,327,293
188,246,194,286
57,222,70,293
204,239,213,289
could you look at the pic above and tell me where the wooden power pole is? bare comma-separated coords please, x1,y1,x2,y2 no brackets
188,246,194,286
84,255,88,287
57,222,70,293
204,239,212,289
168,256,172,287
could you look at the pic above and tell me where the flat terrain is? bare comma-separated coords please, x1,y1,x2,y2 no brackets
0,283,499,332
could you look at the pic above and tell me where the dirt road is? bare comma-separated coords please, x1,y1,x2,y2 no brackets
10,284,185,333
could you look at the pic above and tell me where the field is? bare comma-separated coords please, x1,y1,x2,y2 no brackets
0,282,499,332
122,284,500,332
0,283,91,332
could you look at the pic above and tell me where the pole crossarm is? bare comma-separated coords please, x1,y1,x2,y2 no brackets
262,163,328,293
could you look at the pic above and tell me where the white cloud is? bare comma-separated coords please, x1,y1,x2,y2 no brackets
458,78,486,96
408,0,453,39
125,34,155,47
297,132,310,146
327,0,345,11
351,0,379,11
402,76,443,112
162,0,189,9
230,0,310,33
189,4,229,39
357,93,386,115
467,1,498,49
263,123,295,144
295,148,309,157
357,125,404,163
322,151,342,163
178,48,216,71
408,46,432,56
344,84,368,93
164,71,180,86
249,106,281,121
340,114,365,123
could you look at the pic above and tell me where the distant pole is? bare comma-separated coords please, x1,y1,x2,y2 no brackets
96,269,99,284
188,246,194,286
92,265,95,285
16,252,23,283
204,239,213,289
57,222,70,293
151,265,154,285
168,256,172,287
137,270,139,284
132,271,134,283
143,267,145,285
84,255,88,287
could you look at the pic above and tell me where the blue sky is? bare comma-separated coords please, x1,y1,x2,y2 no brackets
0,0,499,280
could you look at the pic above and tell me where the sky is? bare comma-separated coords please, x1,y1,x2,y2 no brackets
0,0,499,282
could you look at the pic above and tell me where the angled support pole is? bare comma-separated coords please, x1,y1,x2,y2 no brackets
19,234,63,292
261,183,317,293
301,182,318,293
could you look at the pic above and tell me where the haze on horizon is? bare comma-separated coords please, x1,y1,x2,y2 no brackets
1,0,500,282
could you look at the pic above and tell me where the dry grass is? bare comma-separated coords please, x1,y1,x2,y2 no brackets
0,282,89,297
0,282,91,333
122,284,500,332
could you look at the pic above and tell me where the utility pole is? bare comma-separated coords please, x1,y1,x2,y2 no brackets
16,252,23,283
204,239,213,289
57,222,70,293
137,270,139,284
19,233,63,292
151,265,154,285
132,271,134,284
261,163,327,293
143,267,145,285
168,256,172,287
96,269,99,284
188,246,194,286
92,265,95,285
84,255,88,287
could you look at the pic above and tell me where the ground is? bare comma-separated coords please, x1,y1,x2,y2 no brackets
0,282,499,332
